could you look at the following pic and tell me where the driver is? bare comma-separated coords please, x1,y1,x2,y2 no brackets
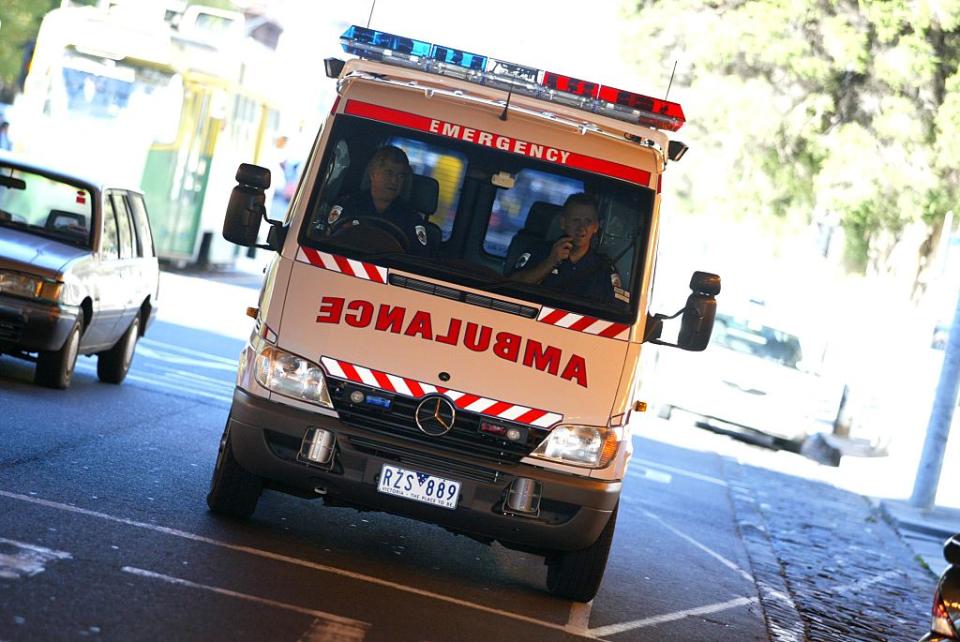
509,193,622,305
326,145,432,255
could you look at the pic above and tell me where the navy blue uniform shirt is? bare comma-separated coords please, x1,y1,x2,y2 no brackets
327,192,431,255
512,241,622,305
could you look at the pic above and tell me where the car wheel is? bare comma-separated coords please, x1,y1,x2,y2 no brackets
545,503,618,602
207,421,262,518
97,316,139,384
35,321,81,389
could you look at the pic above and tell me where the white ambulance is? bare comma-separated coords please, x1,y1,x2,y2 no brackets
208,26,720,602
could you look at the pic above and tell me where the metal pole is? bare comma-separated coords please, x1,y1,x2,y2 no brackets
910,284,960,509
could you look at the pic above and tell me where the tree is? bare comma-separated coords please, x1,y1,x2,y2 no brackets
622,0,960,282
0,1,60,102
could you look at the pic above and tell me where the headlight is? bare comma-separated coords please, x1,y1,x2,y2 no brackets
254,345,332,408
0,270,62,303
531,424,620,468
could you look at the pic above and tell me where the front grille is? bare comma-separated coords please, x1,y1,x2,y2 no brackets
328,379,546,465
0,316,24,345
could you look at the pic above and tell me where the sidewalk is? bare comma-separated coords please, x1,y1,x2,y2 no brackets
878,499,960,577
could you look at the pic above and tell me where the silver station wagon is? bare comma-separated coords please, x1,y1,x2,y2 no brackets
0,152,159,388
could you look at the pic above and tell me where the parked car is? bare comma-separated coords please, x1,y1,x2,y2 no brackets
0,152,159,388
920,533,960,641
653,301,842,449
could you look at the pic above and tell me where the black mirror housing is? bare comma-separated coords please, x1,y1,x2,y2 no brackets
677,271,720,351
645,271,721,351
223,163,270,247
324,57,346,79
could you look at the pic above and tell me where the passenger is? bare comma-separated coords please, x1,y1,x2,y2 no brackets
326,145,431,254
510,193,622,304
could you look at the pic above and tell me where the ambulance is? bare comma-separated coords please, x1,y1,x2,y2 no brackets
208,25,720,602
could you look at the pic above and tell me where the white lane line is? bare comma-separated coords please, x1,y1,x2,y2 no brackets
0,537,71,579
298,618,368,642
122,566,369,636
630,458,727,487
140,338,241,366
167,370,236,391
636,505,754,583
125,371,232,403
0,491,602,639
136,346,238,372
588,596,759,637
566,601,593,634
829,570,900,596
627,467,672,485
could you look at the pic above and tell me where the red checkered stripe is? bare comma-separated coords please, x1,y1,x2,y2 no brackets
320,357,563,429
537,306,631,340
296,247,387,283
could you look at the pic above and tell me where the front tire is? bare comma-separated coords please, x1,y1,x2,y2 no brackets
35,321,81,389
207,421,262,518
97,316,139,384
546,503,618,602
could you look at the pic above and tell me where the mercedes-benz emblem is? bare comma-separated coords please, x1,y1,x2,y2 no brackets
415,395,456,436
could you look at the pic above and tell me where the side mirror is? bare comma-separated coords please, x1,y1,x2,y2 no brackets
223,163,270,247
645,271,721,351
677,271,720,351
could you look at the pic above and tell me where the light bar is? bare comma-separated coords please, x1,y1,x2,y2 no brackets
339,25,685,131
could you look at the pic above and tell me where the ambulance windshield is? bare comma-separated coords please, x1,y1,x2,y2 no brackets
299,115,655,324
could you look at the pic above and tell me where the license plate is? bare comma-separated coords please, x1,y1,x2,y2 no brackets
377,464,461,510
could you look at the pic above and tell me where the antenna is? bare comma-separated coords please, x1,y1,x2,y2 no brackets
499,86,513,121
366,0,377,28
664,60,678,101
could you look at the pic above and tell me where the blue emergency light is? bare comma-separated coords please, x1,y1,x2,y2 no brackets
339,25,685,131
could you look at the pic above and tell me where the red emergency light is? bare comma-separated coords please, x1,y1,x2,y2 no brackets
597,86,686,132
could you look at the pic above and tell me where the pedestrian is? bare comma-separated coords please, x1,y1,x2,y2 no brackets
0,121,12,151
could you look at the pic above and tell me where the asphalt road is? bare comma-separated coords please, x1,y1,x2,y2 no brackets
0,271,777,641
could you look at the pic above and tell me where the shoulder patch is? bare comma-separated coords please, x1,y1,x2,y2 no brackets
327,205,343,225
515,252,531,269
610,270,622,289
415,224,428,246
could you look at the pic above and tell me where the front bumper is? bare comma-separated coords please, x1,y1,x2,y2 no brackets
0,294,78,353
226,388,620,552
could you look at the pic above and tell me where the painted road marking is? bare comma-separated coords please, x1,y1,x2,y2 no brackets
565,601,593,635
122,566,369,640
630,457,727,487
298,618,368,642
0,491,603,640
588,596,759,637
627,467,672,485
140,338,240,367
0,537,71,579
634,505,753,583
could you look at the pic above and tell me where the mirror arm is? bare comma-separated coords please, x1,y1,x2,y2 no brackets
643,305,701,347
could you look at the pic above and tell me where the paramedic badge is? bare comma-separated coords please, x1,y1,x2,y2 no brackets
415,224,428,246
327,205,343,225
610,271,622,289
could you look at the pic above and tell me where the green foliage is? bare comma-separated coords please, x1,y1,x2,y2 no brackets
623,0,960,273
0,1,59,99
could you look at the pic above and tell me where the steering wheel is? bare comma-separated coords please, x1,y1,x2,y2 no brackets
329,215,410,252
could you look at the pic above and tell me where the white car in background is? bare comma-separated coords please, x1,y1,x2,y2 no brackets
653,302,842,449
